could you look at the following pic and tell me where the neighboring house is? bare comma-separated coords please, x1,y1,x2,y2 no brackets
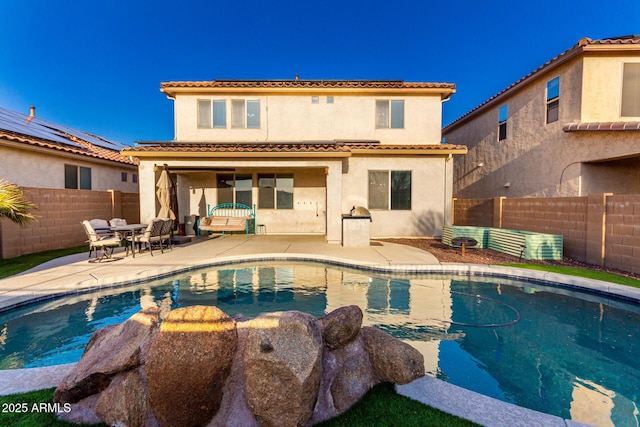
122,79,466,243
443,35,640,199
0,106,138,191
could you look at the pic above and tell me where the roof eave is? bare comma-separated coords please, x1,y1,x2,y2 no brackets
120,149,351,159
160,84,456,100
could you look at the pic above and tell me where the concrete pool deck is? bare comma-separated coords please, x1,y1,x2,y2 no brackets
0,234,627,426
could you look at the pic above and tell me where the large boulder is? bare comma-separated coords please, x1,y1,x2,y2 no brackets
243,311,323,427
310,334,379,424
94,368,152,427
361,326,425,384
319,305,363,350
55,307,160,404
145,306,237,427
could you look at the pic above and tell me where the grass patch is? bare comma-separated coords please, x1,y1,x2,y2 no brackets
0,387,104,427
318,382,479,427
502,263,640,288
1,384,477,427
0,246,87,279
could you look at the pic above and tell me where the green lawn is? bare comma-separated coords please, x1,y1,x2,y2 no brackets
0,245,87,279
1,384,477,427
502,263,640,288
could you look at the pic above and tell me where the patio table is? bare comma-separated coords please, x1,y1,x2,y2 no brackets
111,224,147,258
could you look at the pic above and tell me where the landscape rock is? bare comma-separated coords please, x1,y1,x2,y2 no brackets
361,326,425,384
318,305,363,350
145,306,237,427
94,368,150,427
243,311,323,427
54,307,160,404
310,334,378,424
54,305,425,427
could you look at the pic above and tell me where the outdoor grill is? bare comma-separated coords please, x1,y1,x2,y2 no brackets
342,206,372,247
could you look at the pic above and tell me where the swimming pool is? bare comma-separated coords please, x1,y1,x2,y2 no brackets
0,261,638,426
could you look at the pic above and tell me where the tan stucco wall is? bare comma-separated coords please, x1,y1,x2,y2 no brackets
173,94,443,145
342,155,452,237
582,55,640,122
1,143,139,192
446,54,640,199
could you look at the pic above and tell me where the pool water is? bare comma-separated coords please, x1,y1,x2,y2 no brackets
1,261,639,426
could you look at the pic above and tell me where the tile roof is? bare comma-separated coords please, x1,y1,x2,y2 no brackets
444,36,640,131
563,121,640,132
160,80,455,91
123,141,467,156
0,107,136,165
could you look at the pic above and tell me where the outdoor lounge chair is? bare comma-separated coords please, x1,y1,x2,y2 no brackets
128,219,164,256
82,220,122,262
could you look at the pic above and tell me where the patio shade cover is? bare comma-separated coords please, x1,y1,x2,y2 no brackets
156,168,177,220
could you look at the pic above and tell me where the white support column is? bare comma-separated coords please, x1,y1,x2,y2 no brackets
325,161,343,243
138,162,157,223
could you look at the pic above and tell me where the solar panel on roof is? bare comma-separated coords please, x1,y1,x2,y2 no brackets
0,107,126,150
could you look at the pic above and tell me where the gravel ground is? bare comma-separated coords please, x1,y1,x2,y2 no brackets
378,238,640,280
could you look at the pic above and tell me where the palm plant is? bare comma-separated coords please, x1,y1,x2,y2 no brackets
0,180,37,225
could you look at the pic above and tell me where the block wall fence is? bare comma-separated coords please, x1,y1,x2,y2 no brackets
0,188,140,259
453,194,640,275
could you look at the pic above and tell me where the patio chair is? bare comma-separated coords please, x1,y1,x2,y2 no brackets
82,220,122,262
128,219,164,256
159,218,174,252
109,218,127,227
89,219,113,236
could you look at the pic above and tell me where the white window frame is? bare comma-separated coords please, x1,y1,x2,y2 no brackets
375,100,404,129
621,63,640,118
546,77,560,124
232,99,260,129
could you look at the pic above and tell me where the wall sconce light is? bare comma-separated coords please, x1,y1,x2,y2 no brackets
477,162,484,168
504,182,511,188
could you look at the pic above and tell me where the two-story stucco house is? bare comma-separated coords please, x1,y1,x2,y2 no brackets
444,35,640,199
123,79,466,243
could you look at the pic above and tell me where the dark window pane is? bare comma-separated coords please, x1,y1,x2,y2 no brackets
368,171,388,210
213,100,226,128
499,122,507,141
217,174,234,204
622,63,640,117
64,164,77,189
547,99,559,124
391,171,411,210
258,174,275,209
236,174,252,206
79,167,91,190
390,100,404,128
276,174,293,209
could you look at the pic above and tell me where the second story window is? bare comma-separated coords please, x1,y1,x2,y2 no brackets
622,63,640,117
498,105,508,141
546,77,560,124
376,100,404,129
232,100,260,129
198,100,226,128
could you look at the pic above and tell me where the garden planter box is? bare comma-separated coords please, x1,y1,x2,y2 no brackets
442,225,563,260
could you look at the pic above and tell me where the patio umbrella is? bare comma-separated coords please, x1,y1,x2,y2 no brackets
156,166,178,221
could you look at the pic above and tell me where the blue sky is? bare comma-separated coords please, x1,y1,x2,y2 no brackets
1,0,638,146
